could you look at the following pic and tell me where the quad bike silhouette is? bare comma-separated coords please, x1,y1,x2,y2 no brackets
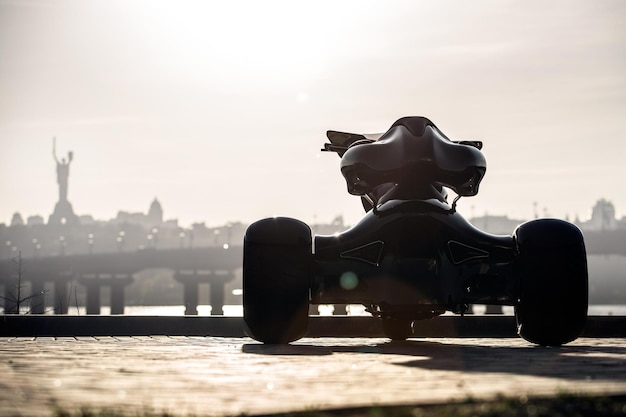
243,116,588,346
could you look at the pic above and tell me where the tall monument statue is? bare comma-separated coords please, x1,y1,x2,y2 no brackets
49,137,78,226
53,137,73,202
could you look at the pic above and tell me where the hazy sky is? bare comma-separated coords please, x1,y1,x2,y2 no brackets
1,0,625,228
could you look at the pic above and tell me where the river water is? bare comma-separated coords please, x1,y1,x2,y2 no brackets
53,304,626,316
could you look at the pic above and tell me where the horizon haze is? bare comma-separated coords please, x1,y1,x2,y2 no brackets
1,0,625,228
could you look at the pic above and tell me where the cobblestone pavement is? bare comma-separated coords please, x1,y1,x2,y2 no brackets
1,336,625,416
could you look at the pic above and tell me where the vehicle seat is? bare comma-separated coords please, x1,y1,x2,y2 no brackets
340,116,486,200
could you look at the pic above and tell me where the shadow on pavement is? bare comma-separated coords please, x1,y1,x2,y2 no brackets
242,339,626,381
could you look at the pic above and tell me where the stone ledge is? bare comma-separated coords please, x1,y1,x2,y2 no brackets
1,315,624,337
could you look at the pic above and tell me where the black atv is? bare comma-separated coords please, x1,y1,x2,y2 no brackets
243,117,588,346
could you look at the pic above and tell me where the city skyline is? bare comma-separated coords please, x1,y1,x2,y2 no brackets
4,192,623,232
1,1,625,228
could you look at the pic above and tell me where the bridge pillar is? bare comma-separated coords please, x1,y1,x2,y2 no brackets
485,305,503,314
29,281,46,314
84,275,101,315
80,274,134,315
175,271,235,316
109,274,133,315
209,282,223,315
53,280,69,314
332,304,349,316
3,282,18,314
182,279,199,316
110,281,125,315
174,271,200,315
209,273,233,316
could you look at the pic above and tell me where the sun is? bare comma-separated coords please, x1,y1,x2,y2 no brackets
119,0,364,85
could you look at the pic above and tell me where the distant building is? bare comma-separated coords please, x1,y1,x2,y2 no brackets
575,199,626,231
469,214,525,235
114,198,168,230
2,196,625,259
147,198,164,226
163,219,179,228
580,199,617,231
472,199,626,233
10,212,24,226
26,215,44,226
313,215,348,235
78,215,96,225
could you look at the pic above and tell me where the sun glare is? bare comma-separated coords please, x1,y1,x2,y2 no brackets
117,0,374,84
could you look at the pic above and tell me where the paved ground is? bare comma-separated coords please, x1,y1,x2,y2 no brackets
1,336,625,416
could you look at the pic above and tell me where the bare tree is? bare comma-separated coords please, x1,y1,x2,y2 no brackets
1,251,44,314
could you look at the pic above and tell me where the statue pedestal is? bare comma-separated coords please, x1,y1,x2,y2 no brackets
48,200,79,225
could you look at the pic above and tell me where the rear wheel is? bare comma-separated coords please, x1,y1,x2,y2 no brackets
243,217,312,344
514,219,588,346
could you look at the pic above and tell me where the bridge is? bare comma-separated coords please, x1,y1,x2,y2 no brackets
582,230,626,256
0,246,242,315
1,230,623,316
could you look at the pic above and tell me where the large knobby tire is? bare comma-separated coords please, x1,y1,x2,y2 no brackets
514,219,588,346
243,217,312,344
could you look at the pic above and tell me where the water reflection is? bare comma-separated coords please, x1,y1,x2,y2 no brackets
5,303,625,316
